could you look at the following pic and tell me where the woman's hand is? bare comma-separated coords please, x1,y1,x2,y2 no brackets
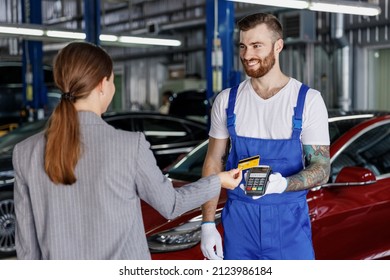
217,168,242,190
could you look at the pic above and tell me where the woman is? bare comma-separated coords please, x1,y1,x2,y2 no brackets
13,42,241,260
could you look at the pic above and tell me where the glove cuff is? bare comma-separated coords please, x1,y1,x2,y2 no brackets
279,177,288,193
201,222,217,230
201,221,215,225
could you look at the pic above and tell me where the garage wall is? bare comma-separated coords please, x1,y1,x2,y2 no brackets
347,0,390,110
368,48,390,110
122,57,167,111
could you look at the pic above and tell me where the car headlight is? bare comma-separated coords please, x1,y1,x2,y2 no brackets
148,213,221,252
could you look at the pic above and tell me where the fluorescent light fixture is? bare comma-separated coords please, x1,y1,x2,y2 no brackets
118,35,181,47
309,1,381,16
46,30,86,40
230,0,308,9
0,26,44,36
229,0,381,16
0,23,182,47
99,34,118,42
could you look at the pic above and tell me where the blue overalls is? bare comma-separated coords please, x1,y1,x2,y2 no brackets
222,84,315,260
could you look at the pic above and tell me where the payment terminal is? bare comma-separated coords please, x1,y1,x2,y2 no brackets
244,165,272,196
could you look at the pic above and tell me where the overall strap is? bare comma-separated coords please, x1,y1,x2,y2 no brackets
292,83,310,139
226,84,239,137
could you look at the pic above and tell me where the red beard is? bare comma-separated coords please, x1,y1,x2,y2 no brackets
241,49,275,78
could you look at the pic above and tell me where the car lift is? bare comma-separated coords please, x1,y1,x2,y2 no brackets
205,0,241,127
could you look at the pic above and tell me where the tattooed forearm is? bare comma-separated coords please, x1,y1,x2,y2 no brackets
286,145,330,192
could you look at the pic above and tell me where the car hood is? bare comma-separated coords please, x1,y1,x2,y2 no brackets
141,179,228,235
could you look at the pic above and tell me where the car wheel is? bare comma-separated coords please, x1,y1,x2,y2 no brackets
0,191,16,258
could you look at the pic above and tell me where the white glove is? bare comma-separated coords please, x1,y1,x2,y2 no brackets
200,222,223,260
240,172,287,199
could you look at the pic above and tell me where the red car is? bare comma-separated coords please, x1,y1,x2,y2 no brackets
143,112,390,260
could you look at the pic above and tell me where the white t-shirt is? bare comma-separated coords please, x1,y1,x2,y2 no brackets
209,78,330,145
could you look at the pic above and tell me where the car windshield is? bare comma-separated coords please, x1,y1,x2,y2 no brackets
166,140,208,182
0,120,47,155
167,113,383,181
328,113,376,142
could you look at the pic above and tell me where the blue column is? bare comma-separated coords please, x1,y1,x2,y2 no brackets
206,0,241,125
22,0,46,121
84,0,100,45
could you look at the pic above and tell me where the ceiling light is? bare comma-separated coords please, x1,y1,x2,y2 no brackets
229,0,381,16
99,34,118,42
46,30,86,40
0,23,182,47
0,26,44,36
309,1,381,16
230,0,308,9
118,35,181,47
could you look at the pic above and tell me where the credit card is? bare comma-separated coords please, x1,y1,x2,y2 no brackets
237,155,260,170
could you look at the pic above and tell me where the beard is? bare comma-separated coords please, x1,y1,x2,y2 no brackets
241,48,276,78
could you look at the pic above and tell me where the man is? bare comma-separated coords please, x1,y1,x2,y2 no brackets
201,13,330,260
159,90,173,114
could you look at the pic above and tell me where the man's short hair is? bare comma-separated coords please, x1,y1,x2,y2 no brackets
237,13,283,41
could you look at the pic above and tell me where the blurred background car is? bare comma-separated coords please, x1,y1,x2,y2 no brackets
145,111,390,260
102,111,208,169
168,89,209,123
0,111,207,258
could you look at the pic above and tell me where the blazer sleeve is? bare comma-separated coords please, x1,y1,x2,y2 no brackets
134,133,221,219
13,144,42,260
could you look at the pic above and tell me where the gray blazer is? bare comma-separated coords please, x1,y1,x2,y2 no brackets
13,111,220,259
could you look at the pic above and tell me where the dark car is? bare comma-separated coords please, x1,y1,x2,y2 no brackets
103,111,207,169
169,89,209,123
143,111,390,260
0,111,207,258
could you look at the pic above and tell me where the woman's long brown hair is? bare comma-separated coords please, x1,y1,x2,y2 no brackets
45,42,113,185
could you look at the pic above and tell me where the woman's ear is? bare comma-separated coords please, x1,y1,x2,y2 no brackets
96,77,106,95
